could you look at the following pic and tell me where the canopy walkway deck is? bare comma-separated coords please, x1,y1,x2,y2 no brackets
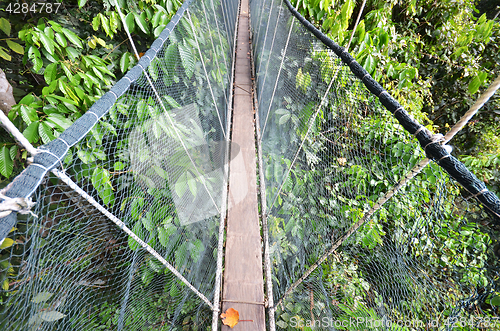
222,0,266,329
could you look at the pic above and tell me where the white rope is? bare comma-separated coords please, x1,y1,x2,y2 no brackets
254,59,276,331
208,0,230,101
0,194,37,218
186,10,227,139
255,0,280,79
345,0,367,51
256,0,285,121
444,73,500,143
268,63,342,211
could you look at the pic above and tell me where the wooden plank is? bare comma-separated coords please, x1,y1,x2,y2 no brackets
221,0,266,329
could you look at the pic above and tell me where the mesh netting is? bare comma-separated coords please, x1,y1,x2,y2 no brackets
250,0,500,329
0,0,238,330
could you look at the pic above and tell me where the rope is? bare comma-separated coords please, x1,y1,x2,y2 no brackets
53,169,214,309
186,10,227,139
259,0,295,139
268,62,342,212
0,98,215,309
444,73,500,143
346,0,367,51
253,37,277,331
0,194,36,218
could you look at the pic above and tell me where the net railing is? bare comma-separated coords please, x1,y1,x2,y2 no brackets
0,0,238,330
250,0,500,330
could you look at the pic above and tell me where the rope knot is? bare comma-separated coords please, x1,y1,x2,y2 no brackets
0,194,37,218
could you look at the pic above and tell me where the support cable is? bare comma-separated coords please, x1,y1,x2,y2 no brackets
260,0,298,140
345,0,367,51
186,10,227,139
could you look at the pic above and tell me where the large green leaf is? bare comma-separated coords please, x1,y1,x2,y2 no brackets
120,52,130,73
61,28,82,48
0,18,11,36
134,12,149,34
23,122,40,143
38,32,55,55
0,146,13,178
178,41,194,79
39,122,55,144
44,63,57,84
6,40,23,54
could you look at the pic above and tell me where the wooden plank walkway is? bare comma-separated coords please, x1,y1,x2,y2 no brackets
222,0,266,329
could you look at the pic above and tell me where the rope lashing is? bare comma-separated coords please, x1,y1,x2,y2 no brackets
0,194,37,219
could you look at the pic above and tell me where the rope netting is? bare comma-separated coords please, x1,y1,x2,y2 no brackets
0,0,238,329
251,0,500,329
0,0,499,330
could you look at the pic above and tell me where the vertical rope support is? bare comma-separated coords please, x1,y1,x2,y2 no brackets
249,10,276,330
259,0,294,139
186,10,227,139
345,0,367,51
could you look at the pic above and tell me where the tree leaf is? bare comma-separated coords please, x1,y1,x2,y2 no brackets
0,146,13,178
39,122,55,144
279,113,291,125
44,63,57,84
39,311,66,322
134,12,149,34
9,145,18,161
186,172,197,197
158,227,168,247
0,18,11,36
32,292,53,303
468,75,481,95
78,0,88,8
6,40,23,54
38,32,55,55
137,99,147,120
0,47,11,61
61,28,82,48
120,52,130,73
162,95,181,109
125,13,135,33
175,173,188,197
363,54,376,74
178,41,194,79
23,122,40,143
